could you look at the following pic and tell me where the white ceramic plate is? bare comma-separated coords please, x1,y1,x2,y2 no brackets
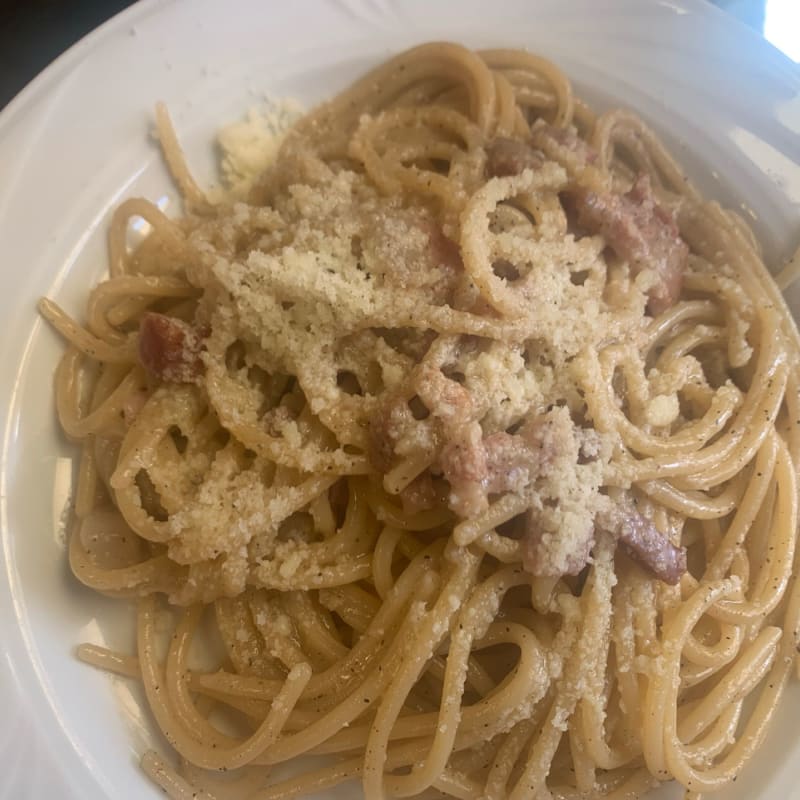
1,0,799,797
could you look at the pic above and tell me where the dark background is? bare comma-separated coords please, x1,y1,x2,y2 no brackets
0,0,137,109
0,0,768,111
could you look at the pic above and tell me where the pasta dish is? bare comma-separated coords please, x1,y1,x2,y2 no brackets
39,42,800,800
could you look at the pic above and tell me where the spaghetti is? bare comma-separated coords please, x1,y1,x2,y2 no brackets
41,42,800,800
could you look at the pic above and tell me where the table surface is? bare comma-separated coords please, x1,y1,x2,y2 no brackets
0,0,769,112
